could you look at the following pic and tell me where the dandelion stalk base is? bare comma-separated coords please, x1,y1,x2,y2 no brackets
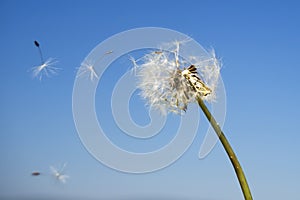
196,97,253,200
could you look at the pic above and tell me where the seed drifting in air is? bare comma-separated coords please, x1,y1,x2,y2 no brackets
30,40,60,80
77,50,113,81
31,171,41,176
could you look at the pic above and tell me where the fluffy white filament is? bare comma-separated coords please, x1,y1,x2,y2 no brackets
133,42,221,115
30,58,60,80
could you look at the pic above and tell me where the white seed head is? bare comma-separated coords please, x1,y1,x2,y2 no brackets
133,42,221,115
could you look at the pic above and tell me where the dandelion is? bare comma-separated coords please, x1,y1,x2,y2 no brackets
31,40,60,80
133,41,252,199
50,163,69,184
134,42,220,115
77,50,113,81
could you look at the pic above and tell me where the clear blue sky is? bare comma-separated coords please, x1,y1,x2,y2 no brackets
1,0,300,199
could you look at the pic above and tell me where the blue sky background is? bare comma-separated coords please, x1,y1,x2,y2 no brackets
1,0,300,199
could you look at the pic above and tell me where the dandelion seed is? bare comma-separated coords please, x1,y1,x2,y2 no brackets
105,50,113,54
77,60,99,81
31,171,41,176
77,51,113,81
50,163,69,184
30,58,60,80
134,41,221,115
129,55,144,76
31,40,60,80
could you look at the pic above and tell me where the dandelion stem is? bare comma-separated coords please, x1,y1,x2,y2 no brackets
38,47,44,64
196,96,253,200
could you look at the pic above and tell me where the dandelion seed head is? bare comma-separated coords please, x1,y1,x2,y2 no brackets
133,41,221,115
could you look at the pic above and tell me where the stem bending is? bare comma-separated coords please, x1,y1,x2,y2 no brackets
196,97,253,200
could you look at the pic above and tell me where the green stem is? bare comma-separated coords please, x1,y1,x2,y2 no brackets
196,97,253,200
